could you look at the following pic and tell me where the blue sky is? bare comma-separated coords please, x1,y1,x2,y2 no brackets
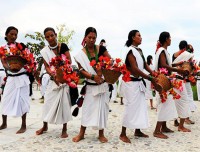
1,0,200,64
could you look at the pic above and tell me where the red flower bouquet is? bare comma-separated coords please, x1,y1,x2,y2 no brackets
90,56,131,84
0,43,36,73
49,54,79,88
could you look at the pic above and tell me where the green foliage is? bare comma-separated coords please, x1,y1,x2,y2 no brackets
56,24,75,49
25,32,45,71
192,85,198,101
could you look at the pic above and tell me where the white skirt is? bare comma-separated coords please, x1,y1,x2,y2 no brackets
156,93,178,121
1,74,30,117
185,82,197,112
81,83,110,129
145,79,153,100
174,82,191,118
40,73,50,96
121,80,149,129
43,80,72,124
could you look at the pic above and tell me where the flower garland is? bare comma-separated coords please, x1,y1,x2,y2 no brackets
49,54,79,88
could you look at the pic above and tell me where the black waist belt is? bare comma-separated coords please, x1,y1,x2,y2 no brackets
7,72,28,77
175,75,184,80
185,79,190,82
130,77,146,87
0,69,5,71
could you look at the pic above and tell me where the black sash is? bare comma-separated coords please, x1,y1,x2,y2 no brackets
7,72,28,77
175,75,184,80
130,77,146,87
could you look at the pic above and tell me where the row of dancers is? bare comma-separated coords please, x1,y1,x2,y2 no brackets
0,26,197,143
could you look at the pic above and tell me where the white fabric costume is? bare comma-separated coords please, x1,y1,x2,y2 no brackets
0,61,6,95
173,51,197,112
74,51,110,129
144,64,154,100
39,64,50,97
154,47,178,121
1,44,30,117
121,46,149,129
172,51,192,118
110,83,117,102
40,46,72,124
185,82,197,112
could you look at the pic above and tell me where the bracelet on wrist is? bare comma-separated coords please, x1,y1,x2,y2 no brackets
148,75,153,81
91,74,95,80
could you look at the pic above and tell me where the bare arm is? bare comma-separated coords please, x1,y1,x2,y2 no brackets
159,52,182,73
64,51,72,64
103,50,111,58
144,62,154,75
128,53,149,80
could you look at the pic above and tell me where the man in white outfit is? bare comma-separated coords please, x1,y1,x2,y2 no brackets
39,64,50,101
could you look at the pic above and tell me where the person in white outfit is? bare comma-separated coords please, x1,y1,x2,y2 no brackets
144,55,156,109
153,32,188,139
73,27,111,143
172,40,192,132
117,75,124,105
0,26,30,134
119,30,157,143
0,60,6,99
184,44,196,124
39,64,50,100
36,27,72,138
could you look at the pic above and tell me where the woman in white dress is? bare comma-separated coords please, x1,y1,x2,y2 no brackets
172,40,192,132
36,27,72,138
185,44,196,124
153,32,188,139
73,27,111,143
144,55,156,109
0,26,30,134
119,30,157,143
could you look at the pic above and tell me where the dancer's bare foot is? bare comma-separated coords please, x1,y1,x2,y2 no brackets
134,132,149,138
119,135,131,143
161,127,174,133
61,132,68,138
153,131,168,139
36,127,48,135
72,134,84,142
0,124,7,130
178,127,191,132
185,119,195,124
16,126,26,134
98,135,108,143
